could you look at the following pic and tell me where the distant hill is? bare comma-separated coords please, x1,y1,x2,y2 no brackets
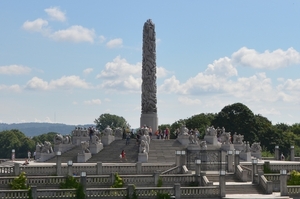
0,123,94,137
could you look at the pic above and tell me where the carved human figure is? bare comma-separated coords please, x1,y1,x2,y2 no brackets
141,19,157,114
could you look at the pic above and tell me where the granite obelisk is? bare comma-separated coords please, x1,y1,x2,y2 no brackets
140,19,158,132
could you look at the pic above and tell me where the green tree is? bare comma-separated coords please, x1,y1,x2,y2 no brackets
94,113,130,131
212,102,257,142
185,113,215,138
0,129,35,158
32,132,57,145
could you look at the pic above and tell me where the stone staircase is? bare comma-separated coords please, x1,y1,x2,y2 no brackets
87,139,138,163
45,145,82,163
225,183,265,194
207,173,242,183
148,139,184,163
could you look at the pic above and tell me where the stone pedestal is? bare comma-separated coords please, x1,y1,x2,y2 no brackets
89,143,103,154
140,113,158,133
77,153,92,163
37,153,55,162
251,152,262,159
204,135,218,145
221,144,234,151
73,136,90,146
291,146,295,161
102,135,115,146
138,153,148,163
177,135,190,146
233,144,244,151
240,152,251,162
54,144,74,153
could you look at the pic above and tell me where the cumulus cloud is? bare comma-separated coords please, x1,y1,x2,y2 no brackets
96,56,144,92
25,76,91,90
44,7,66,22
258,108,281,116
34,117,53,123
83,68,93,75
0,84,21,92
0,65,31,75
231,47,300,69
106,38,123,48
22,18,48,32
204,57,237,78
178,97,201,105
99,35,106,43
84,99,101,105
51,25,95,43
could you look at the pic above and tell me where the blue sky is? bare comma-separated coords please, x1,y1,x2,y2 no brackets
0,1,300,128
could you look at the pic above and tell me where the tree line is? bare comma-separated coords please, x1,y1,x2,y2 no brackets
1,102,299,159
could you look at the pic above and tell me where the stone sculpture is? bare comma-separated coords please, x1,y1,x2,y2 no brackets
114,127,123,137
219,132,231,144
103,126,113,136
139,140,147,153
36,142,42,152
250,142,262,153
53,134,71,145
90,135,101,144
199,141,207,150
206,126,217,136
41,141,53,153
81,141,90,153
141,19,157,114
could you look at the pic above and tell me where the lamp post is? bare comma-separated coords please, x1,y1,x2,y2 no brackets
252,158,258,184
67,160,73,176
80,171,87,193
280,169,288,196
12,149,15,161
195,159,201,175
56,151,61,176
219,170,226,197
227,150,233,172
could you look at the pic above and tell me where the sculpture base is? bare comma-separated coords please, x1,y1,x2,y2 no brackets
138,153,148,163
240,152,251,162
37,153,55,162
233,144,244,151
73,136,90,146
90,143,103,154
54,144,75,153
251,152,262,159
221,144,234,151
77,153,92,163
204,135,218,145
187,143,200,151
140,113,158,133
177,135,190,146
102,135,115,146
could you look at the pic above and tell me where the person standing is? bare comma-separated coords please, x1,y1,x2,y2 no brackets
33,151,36,160
28,151,31,161
120,150,126,162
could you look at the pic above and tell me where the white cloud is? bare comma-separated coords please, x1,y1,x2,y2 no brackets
49,76,90,89
231,47,300,69
178,97,201,105
25,76,91,90
204,57,237,78
106,38,123,48
34,117,53,123
97,56,142,92
22,18,48,32
44,7,66,22
0,84,21,92
84,99,101,105
99,35,106,43
104,98,111,102
157,67,169,78
258,108,281,116
0,65,31,75
51,25,95,43
25,77,49,90
83,68,93,75
159,75,181,94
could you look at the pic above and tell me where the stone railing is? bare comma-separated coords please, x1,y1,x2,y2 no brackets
1,184,221,199
240,165,252,181
202,175,213,186
288,186,300,196
161,165,180,175
4,162,175,176
264,173,291,192
259,175,272,194
0,166,15,176
236,165,248,182
160,174,195,186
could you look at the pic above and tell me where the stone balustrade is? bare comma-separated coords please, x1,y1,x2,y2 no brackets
259,175,272,194
0,162,176,177
0,190,28,199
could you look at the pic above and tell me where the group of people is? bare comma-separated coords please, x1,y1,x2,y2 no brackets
154,128,170,140
23,150,35,165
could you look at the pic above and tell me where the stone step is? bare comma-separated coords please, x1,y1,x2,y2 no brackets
87,139,138,163
207,173,242,182
148,139,183,163
225,183,264,194
45,145,82,163
224,192,291,199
